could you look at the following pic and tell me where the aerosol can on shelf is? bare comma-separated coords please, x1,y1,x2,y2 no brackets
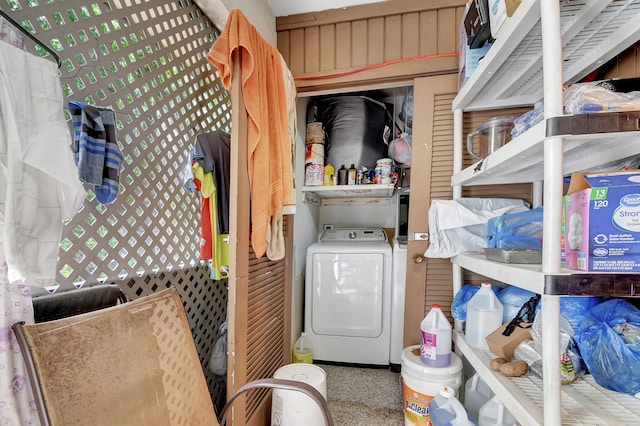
293,332,313,364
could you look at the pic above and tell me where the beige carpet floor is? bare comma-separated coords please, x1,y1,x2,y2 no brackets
321,363,405,426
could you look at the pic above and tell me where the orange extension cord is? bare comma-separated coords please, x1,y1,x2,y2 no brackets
293,52,460,81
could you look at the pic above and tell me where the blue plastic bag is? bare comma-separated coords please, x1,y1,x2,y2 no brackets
485,206,543,250
575,299,640,395
498,286,537,323
560,296,601,331
535,296,602,331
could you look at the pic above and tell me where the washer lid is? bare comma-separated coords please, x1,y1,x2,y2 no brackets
320,228,387,242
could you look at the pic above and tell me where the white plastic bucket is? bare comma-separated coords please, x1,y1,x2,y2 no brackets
271,364,327,426
306,122,324,144
305,142,325,165
304,164,324,186
401,345,463,426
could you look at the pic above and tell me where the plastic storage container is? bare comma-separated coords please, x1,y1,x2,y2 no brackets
465,283,503,350
420,303,452,367
464,373,494,423
478,396,517,426
429,386,477,426
401,346,463,426
465,116,516,160
272,363,327,426
293,332,313,363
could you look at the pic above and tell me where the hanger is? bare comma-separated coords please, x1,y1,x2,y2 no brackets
0,8,62,68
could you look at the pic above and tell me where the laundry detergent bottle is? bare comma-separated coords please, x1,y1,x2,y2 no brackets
293,332,313,364
420,304,452,367
465,283,503,350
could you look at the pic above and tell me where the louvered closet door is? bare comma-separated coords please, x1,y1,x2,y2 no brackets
227,56,293,426
403,74,458,347
402,75,533,348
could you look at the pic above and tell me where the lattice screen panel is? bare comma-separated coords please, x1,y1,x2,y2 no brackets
117,266,229,413
3,0,230,292
3,0,231,409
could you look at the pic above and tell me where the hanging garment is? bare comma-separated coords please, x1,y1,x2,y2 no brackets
68,101,123,204
192,170,213,261
0,41,85,287
207,9,292,259
0,243,40,425
279,54,297,211
266,211,285,261
181,154,196,194
192,130,231,234
0,17,27,50
193,163,229,279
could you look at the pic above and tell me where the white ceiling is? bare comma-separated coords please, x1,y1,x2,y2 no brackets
267,0,387,17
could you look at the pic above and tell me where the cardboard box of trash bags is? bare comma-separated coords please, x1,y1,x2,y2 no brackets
486,321,531,360
564,170,640,272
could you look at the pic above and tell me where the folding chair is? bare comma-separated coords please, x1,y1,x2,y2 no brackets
12,287,333,425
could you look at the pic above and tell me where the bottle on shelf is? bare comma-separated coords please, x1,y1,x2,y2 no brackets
347,164,357,185
464,373,494,423
477,396,516,426
420,303,452,367
429,386,476,426
293,332,313,364
465,283,503,350
323,163,335,186
337,165,347,185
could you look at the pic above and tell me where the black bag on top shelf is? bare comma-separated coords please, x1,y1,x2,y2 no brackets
312,95,389,170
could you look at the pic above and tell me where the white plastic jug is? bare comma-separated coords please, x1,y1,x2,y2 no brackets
420,303,452,367
464,373,494,423
429,386,475,426
465,283,503,350
478,396,517,426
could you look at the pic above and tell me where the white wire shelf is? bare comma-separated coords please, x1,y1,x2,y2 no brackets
454,331,640,425
451,116,640,187
453,0,640,112
451,252,640,296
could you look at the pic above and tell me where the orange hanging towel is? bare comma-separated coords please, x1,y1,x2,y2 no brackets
207,9,291,258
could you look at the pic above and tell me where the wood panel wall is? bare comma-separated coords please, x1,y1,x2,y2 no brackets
602,41,640,79
276,0,534,348
276,0,467,92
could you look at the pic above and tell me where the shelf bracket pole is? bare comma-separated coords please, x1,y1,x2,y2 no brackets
453,108,464,332
540,0,564,423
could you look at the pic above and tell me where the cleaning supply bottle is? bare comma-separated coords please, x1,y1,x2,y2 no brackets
293,332,313,363
337,165,347,185
420,304,452,367
347,164,357,185
429,386,476,426
465,283,503,350
323,163,335,186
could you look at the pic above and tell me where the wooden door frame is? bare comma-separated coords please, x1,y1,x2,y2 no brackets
403,73,459,347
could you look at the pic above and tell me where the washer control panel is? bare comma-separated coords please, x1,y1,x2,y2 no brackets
320,228,387,242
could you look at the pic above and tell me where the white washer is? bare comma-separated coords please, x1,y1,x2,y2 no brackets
390,187,409,370
305,228,392,366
